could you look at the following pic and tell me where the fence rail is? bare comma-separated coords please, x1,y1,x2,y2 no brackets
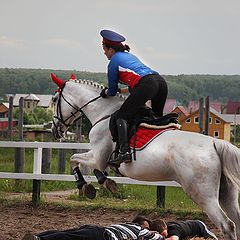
0,141,180,206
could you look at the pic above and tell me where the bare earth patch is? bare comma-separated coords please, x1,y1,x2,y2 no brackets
0,191,222,240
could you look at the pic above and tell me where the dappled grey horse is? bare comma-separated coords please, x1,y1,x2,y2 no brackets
51,74,240,240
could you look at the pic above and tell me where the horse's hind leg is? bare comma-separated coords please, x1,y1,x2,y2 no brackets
219,175,240,239
182,182,237,239
203,198,236,240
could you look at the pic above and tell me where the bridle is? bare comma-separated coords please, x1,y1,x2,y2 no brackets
53,81,102,137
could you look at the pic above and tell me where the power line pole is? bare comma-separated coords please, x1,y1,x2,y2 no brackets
198,98,204,133
204,96,210,135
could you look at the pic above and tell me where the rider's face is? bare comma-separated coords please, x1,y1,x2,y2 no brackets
102,45,115,60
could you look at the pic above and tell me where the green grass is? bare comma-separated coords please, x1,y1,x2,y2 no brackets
67,184,201,213
0,147,203,213
0,147,74,191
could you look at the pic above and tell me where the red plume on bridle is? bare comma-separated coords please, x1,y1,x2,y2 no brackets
51,73,66,88
70,73,76,80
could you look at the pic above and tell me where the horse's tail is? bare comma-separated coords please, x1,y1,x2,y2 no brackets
214,139,240,189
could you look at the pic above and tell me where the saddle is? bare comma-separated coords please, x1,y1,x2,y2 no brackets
109,107,180,145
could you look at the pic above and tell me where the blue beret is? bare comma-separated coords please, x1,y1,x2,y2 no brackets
100,30,125,45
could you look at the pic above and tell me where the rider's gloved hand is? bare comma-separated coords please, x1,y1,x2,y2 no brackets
100,87,108,98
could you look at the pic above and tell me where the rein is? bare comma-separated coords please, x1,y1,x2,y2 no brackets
53,82,102,133
92,115,111,127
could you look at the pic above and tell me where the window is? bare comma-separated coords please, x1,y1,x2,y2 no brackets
214,131,219,138
186,118,191,123
215,119,221,124
209,117,212,124
194,116,199,124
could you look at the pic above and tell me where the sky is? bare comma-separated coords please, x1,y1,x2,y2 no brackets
0,0,240,75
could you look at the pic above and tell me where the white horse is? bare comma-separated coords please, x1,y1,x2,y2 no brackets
51,74,240,240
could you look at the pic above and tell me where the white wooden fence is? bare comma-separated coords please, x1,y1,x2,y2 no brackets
0,141,180,206
0,141,180,187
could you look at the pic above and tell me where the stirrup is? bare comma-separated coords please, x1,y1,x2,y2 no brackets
109,152,132,165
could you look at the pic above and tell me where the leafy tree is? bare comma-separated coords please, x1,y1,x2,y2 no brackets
13,107,53,125
2,68,240,107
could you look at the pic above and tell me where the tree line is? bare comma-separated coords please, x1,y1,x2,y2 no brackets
1,68,240,106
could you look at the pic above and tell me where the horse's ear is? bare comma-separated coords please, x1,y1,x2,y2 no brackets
51,73,65,87
70,74,76,80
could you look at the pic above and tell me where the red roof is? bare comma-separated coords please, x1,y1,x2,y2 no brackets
176,106,189,116
226,101,240,114
210,102,222,113
163,99,177,113
188,100,222,113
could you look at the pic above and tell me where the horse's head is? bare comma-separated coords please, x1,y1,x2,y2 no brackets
51,73,82,140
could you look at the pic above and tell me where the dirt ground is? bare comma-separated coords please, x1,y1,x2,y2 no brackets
0,191,222,240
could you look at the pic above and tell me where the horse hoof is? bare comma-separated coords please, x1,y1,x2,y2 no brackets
82,184,96,199
103,179,118,193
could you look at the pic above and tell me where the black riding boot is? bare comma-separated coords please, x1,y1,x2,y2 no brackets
109,118,132,165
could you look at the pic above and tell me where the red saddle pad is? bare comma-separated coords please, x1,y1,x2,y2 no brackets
129,126,176,150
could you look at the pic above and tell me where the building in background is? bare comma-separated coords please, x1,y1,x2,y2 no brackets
13,94,54,112
0,102,9,118
188,100,222,113
179,107,231,141
172,106,189,123
163,99,178,114
225,101,240,114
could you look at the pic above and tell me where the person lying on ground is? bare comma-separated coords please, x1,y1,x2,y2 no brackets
150,218,218,240
22,216,164,240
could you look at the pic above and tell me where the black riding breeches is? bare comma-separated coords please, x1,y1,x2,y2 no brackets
37,225,108,240
116,74,168,121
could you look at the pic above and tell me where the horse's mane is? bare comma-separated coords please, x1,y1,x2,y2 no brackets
71,79,127,100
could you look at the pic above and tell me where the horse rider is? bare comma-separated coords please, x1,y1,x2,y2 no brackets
99,29,168,165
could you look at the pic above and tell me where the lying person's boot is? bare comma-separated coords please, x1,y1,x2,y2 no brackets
109,118,132,165
22,233,40,240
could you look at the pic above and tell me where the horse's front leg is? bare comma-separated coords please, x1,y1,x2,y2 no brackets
70,150,117,195
70,150,97,199
93,169,118,193
70,150,98,170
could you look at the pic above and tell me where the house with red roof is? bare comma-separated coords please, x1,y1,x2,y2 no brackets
188,100,222,113
225,101,240,114
0,102,9,118
172,106,189,122
180,107,231,141
163,99,177,114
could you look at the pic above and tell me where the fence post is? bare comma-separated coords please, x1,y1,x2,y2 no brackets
32,179,41,208
156,186,165,208
15,97,25,173
15,97,25,189
32,147,42,207
8,96,13,140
